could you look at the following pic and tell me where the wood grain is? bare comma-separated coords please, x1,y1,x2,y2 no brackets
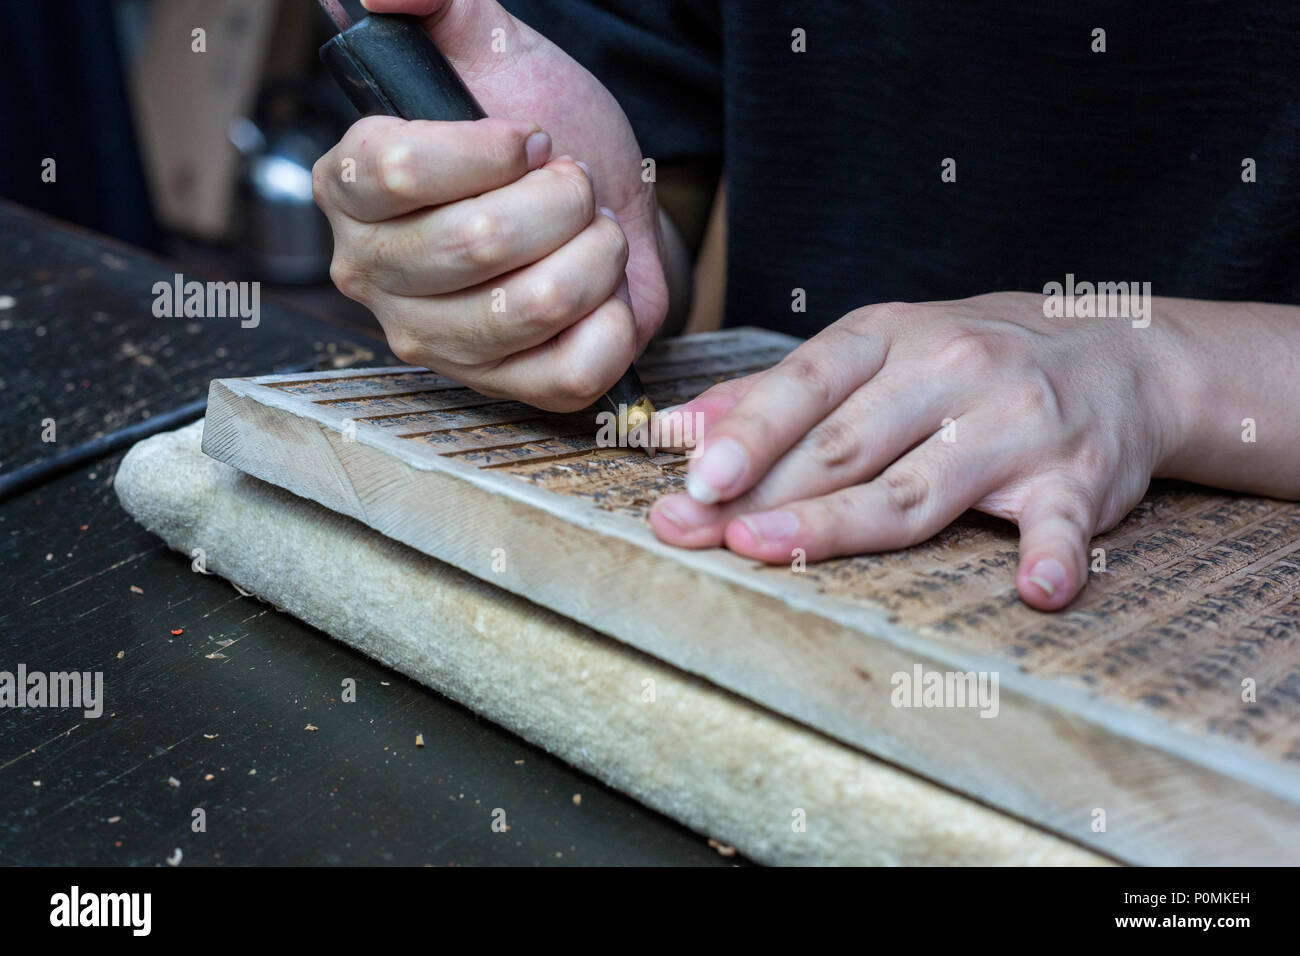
201,327,1300,865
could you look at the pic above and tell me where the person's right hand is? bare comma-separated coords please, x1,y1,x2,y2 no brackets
312,0,670,411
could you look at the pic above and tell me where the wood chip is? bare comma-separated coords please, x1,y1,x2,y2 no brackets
708,837,737,857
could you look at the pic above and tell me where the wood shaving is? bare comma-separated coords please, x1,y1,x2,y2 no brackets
708,838,737,857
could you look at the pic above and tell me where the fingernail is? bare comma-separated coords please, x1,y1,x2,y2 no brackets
686,437,746,504
599,205,619,223
524,130,551,170
1027,558,1069,598
737,510,799,544
575,159,593,182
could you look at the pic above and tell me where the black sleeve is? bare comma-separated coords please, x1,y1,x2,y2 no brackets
500,0,723,166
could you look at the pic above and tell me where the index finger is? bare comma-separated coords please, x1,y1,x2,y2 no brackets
682,324,891,505
312,115,551,222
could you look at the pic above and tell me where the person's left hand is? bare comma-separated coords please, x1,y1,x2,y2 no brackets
648,292,1193,611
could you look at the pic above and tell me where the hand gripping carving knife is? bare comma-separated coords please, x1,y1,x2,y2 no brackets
315,0,656,452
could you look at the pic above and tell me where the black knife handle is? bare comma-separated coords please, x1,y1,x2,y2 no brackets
319,13,486,122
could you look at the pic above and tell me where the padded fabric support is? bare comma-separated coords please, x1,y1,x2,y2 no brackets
115,422,1105,866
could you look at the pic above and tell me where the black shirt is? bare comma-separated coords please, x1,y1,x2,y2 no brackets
502,0,1299,338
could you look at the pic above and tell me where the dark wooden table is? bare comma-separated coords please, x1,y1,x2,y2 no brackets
0,202,732,866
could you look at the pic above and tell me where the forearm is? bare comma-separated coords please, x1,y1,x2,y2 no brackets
1157,297,1300,498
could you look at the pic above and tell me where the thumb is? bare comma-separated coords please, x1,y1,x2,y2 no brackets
1015,476,1097,611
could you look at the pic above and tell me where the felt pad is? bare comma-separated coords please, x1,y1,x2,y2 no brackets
114,421,1105,866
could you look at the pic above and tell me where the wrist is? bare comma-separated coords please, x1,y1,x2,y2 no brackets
1141,301,1204,479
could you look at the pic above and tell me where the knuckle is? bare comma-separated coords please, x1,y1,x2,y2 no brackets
482,119,528,171
546,163,596,218
519,275,576,329
452,211,508,269
1005,372,1060,419
862,300,921,327
375,143,419,198
804,417,861,471
820,492,865,531
1067,441,1111,485
777,355,835,406
328,256,369,301
935,328,998,372
882,467,932,515
384,328,425,367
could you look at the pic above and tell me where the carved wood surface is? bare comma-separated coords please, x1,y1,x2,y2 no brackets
201,327,1300,864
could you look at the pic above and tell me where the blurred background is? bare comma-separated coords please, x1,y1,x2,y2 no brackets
0,0,389,336
0,0,725,339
